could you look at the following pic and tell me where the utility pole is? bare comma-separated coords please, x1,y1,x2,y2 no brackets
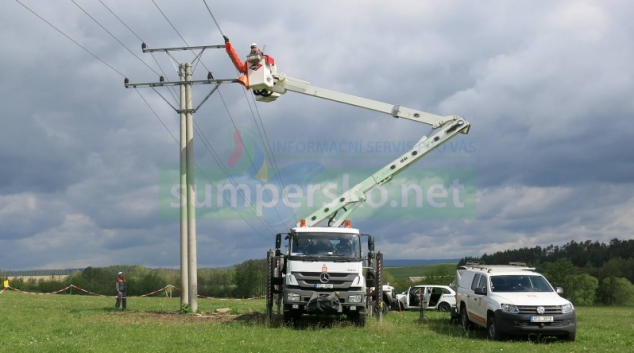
125,43,239,313
185,62,198,312
179,63,188,306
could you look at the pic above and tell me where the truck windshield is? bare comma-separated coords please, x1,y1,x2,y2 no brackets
490,275,554,293
290,233,361,259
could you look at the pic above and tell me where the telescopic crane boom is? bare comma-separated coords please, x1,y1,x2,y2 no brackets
231,45,471,227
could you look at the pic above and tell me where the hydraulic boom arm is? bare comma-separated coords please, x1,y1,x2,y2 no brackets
255,71,471,227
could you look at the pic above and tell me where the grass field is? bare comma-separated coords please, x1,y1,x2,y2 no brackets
1,291,633,353
384,263,456,281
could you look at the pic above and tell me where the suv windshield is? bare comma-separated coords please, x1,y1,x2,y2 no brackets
290,233,361,259
490,275,554,293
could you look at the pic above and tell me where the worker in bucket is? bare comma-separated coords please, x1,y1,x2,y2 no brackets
115,272,127,310
249,43,263,56
223,36,275,89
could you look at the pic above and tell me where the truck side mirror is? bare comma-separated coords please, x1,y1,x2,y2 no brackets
368,236,375,252
275,233,281,249
556,287,564,295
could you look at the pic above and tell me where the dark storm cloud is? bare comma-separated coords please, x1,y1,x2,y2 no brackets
1,0,633,269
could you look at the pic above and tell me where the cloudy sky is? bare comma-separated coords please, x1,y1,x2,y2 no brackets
1,0,633,270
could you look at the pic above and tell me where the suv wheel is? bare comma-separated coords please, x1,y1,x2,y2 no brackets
460,306,471,330
563,332,576,342
438,302,451,312
487,314,504,341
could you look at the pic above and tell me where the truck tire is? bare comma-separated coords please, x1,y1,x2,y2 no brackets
350,312,366,327
486,313,505,341
438,302,451,312
283,311,300,326
460,305,471,331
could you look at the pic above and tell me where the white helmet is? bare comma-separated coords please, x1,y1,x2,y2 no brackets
251,43,257,48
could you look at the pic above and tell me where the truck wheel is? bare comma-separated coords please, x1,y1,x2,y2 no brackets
350,312,366,327
283,311,300,326
486,314,505,341
438,302,451,312
460,306,471,331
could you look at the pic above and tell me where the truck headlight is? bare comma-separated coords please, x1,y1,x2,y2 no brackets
287,293,301,302
561,303,574,313
348,295,363,303
501,304,519,314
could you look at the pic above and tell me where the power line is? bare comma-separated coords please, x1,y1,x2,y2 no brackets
214,89,292,228
151,0,213,75
151,0,189,46
98,0,143,42
70,0,162,77
191,120,281,235
15,0,272,240
97,0,179,105
245,89,300,224
14,0,125,78
199,2,298,224
203,0,224,37
136,89,273,239
151,0,292,229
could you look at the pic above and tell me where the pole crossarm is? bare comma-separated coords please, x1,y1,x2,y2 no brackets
125,78,238,88
142,44,225,52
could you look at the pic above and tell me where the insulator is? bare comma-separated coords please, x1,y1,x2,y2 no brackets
160,76,165,83
124,77,129,85
207,72,214,80
142,42,147,50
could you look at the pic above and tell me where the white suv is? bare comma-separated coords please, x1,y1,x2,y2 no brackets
396,285,456,312
456,263,576,341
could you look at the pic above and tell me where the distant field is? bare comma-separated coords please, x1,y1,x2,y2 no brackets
1,291,632,352
385,263,456,281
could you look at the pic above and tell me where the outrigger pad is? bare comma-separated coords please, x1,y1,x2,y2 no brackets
306,292,342,313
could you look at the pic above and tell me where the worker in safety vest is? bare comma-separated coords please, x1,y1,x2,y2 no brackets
223,36,275,89
115,272,127,310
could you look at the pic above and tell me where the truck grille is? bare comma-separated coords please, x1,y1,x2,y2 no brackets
516,305,562,314
292,272,357,290
298,272,350,278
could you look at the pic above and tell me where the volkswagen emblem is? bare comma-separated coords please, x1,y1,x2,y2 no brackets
536,306,545,314
319,272,330,284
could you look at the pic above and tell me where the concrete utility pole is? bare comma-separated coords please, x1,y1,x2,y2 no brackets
125,43,239,313
179,63,188,306
185,62,198,311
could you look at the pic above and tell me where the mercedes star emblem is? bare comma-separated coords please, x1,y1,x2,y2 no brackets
319,272,330,283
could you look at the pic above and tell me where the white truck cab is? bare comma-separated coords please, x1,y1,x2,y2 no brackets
456,263,576,341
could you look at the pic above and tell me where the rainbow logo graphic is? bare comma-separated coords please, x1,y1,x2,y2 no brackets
223,127,324,227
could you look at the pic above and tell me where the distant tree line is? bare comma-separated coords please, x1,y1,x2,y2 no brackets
459,238,634,306
6,259,268,298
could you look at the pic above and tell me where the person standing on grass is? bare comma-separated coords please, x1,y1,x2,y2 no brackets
115,272,127,310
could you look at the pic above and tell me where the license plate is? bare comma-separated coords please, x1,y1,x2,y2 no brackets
314,284,334,289
530,316,554,322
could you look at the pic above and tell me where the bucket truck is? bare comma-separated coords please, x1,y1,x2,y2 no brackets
232,45,471,326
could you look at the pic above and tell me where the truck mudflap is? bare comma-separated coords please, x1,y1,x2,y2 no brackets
305,292,343,313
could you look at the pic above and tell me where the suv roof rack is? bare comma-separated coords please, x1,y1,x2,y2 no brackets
459,262,535,272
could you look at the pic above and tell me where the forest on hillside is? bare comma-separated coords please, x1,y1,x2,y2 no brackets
4,239,633,305
459,238,634,306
